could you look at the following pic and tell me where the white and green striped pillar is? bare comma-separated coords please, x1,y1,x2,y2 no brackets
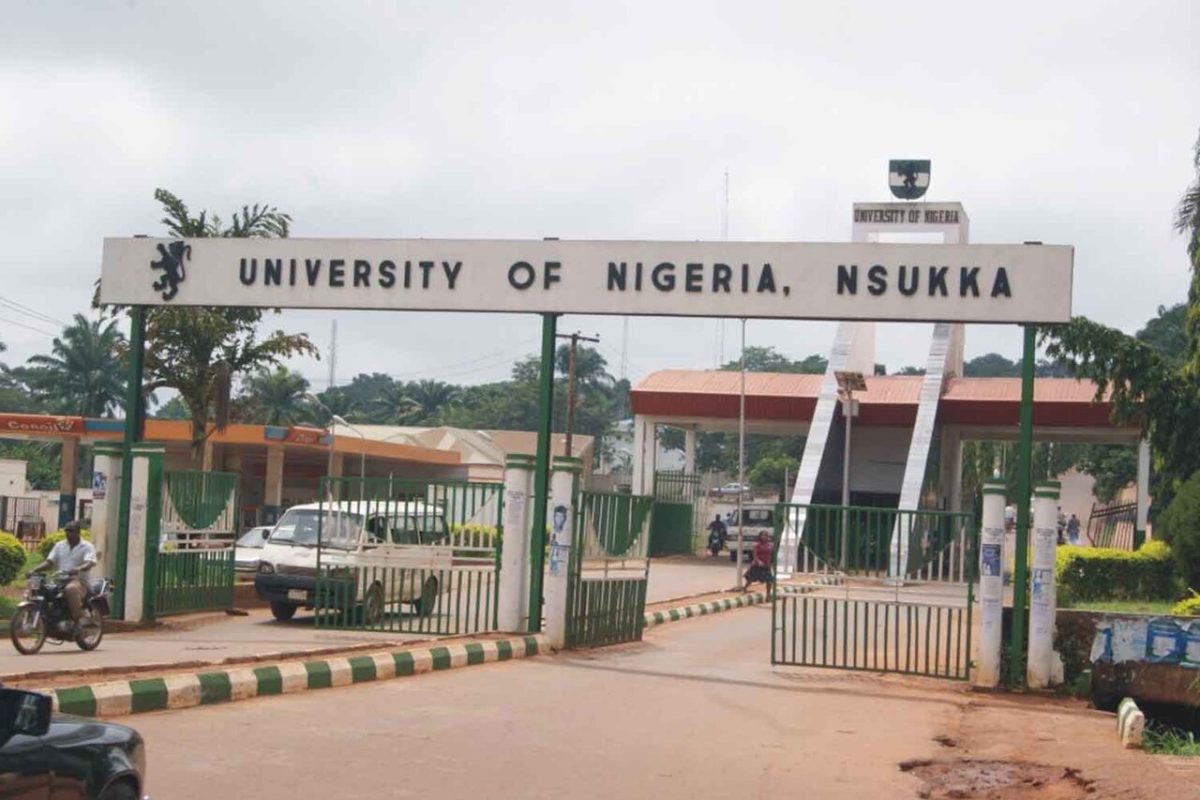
90,442,124,580
974,478,1006,687
124,443,164,625
1027,480,1061,688
498,454,535,632
544,455,582,648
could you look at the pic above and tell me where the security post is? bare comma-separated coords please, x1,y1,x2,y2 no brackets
1027,480,1061,688
544,455,582,648
89,442,124,580
975,478,1007,687
498,454,535,631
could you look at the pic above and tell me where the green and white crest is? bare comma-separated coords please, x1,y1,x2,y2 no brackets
888,159,931,200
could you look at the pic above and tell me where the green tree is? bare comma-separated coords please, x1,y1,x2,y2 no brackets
403,380,460,423
1042,131,1200,509
0,441,59,490
747,454,799,494
719,346,826,374
371,383,422,425
240,367,312,426
11,314,125,417
964,353,1019,377
154,396,190,420
130,189,318,463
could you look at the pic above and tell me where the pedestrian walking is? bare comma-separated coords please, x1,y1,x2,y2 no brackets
1067,513,1080,545
742,531,774,591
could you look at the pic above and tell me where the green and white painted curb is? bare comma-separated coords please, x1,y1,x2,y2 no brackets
44,634,547,719
1117,697,1145,749
642,575,843,629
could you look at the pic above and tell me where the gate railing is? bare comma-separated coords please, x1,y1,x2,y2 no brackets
777,503,975,583
155,470,238,616
1086,501,1136,550
566,491,653,648
312,476,503,636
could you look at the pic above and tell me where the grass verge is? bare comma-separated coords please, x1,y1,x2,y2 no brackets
1143,723,1200,756
1064,599,1179,615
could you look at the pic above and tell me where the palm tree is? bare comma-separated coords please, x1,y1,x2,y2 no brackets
241,368,311,426
371,384,422,425
15,314,125,417
403,380,460,423
1177,130,1200,369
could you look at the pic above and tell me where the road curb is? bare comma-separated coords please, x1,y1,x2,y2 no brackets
43,634,548,719
642,574,844,629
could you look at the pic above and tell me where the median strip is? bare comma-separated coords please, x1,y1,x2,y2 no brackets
642,574,843,629
43,634,547,719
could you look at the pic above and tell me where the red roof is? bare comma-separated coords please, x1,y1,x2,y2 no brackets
630,371,1130,429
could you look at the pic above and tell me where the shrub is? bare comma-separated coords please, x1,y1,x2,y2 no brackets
1055,541,1181,605
1155,469,1200,589
1172,590,1200,616
0,532,25,585
36,529,92,561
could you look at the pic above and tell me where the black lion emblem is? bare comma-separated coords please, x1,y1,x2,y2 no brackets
150,240,190,301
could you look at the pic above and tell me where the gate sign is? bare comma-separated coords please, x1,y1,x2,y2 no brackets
100,238,1073,323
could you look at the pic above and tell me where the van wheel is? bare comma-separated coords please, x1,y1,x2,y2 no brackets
270,602,298,621
729,551,738,563
362,583,384,625
413,577,439,617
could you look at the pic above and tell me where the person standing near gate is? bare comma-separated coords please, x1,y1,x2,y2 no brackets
1067,513,1081,545
742,531,774,591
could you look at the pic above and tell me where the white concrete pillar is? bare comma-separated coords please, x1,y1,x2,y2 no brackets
124,443,164,625
90,442,124,580
1136,438,1150,545
498,454,535,632
264,444,285,526
975,478,1006,688
631,415,653,496
1027,480,1061,688
544,455,582,649
683,428,697,475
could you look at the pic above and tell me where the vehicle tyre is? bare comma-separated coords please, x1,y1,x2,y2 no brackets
729,551,737,563
98,779,139,800
270,601,298,621
75,609,104,651
10,606,46,655
709,543,721,557
361,582,384,626
413,577,439,617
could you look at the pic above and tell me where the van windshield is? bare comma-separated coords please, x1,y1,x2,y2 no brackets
270,509,362,549
736,508,774,527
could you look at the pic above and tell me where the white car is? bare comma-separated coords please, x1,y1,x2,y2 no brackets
726,505,775,562
712,482,751,497
235,525,274,573
253,501,451,622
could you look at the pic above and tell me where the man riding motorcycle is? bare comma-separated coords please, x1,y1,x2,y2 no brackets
29,521,96,633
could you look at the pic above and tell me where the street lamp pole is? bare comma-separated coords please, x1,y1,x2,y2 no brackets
332,415,366,479
835,371,866,571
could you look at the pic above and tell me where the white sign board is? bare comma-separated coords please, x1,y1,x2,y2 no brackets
100,237,1073,323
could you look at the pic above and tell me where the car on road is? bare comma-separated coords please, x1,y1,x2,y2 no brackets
725,505,775,563
234,525,274,573
0,685,147,798
711,482,751,497
254,501,452,623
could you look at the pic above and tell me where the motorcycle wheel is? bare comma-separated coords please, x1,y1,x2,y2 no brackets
709,543,721,557
75,609,104,651
10,606,47,655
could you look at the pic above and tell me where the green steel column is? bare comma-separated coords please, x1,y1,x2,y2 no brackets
1008,325,1036,686
113,306,146,620
527,313,558,631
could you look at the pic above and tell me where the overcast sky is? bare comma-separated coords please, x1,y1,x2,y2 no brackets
1,1,1197,391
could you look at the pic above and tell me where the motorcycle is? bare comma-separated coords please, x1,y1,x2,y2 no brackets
9,572,113,655
707,529,726,557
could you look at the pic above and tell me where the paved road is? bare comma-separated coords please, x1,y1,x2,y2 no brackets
129,605,966,799
1,558,733,677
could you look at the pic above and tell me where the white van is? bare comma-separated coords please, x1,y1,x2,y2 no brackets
253,500,451,622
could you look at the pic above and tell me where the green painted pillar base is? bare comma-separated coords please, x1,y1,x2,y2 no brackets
1132,529,1146,550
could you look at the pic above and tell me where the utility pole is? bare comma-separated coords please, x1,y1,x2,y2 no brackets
556,331,600,457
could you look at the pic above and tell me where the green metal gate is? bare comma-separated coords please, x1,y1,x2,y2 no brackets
312,476,503,636
154,470,238,616
772,503,977,680
566,491,653,648
650,470,699,556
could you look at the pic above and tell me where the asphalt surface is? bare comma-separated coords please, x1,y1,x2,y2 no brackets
128,603,966,799
0,557,734,676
